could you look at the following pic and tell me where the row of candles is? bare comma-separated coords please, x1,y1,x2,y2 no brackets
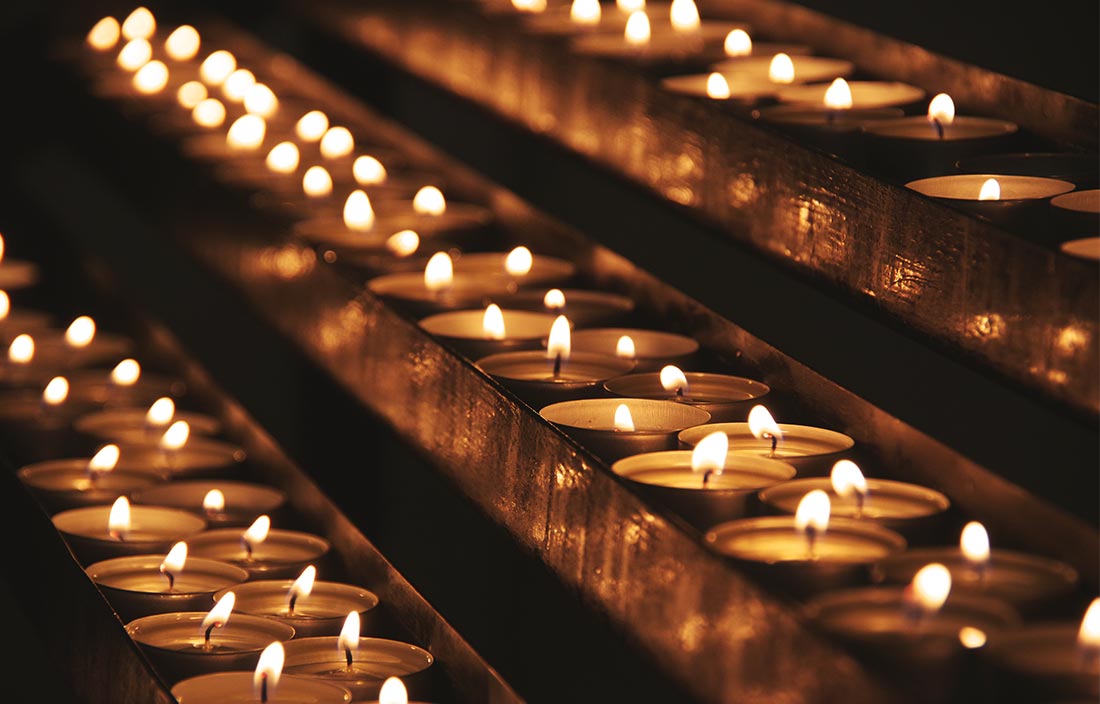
71,7,1098,702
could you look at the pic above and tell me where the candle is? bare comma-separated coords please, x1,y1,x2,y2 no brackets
0,376,99,458
610,429,795,529
1060,237,1100,261
132,479,288,528
85,541,250,621
710,53,855,85
65,358,187,407
905,174,1074,235
570,5,750,65
52,496,207,564
17,444,164,512
775,79,925,110
118,420,247,480
539,397,711,462
452,247,577,288
717,29,809,60
1051,188,1100,237
0,234,40,290
704,491,907,598
29,315,133,370
74,396,221,443
603,365,770,422
568,327,699,372
491,287,635,326
186,515,332,579
368,252,516,318
419,304,560,360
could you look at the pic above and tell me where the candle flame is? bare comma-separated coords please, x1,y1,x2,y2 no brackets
0,235,5,265
202,591,235,635
706,73,731,100
1078,598,1100,649
691,431,728,476
768,53,795,84
669,0,700,33
747,405,782,443
117,38,152,71
615,335,636,359
0,290,8,320
192,98,226,128
320,126,354,159
108,496,131,540
222,68,255,103
830,460,868,500
512,0,547,12
424,252,454,292
909,563,952,613
288,564,317,605
88,444,121,473
823,78,853,110
226,114,266,151
483,304,507,340
66,316,96,348
379,678,409,704
177,81,208,110
203,489,225,513
413,186,447,216
978,178,1001,201
547,315,571,361
353,155,387,186
9,334,34,364
624,11,651,46
724,29,752,57
505,246,534,276
161,541,188,576
160,420,190,451
543,289,566,309
302,166,334,198
295,110,329,142
570,0,601,25
110,358,141,386
659,365,689,394
613,403,635,432
958,626,987,649
265,142,300,174
243,83,279,118
133,60,169,95
199,50,236,86
794,490,830,534
343,190,375,232
927,93,955,126
386,230,420,258
43,376,69,406
146,397,175,426
164,25,201,62
87,17,121,52
244,515,272,549
121,7,155,40
617,0,645,12
253,641,284,700
960,521,990,564
338,611,360,658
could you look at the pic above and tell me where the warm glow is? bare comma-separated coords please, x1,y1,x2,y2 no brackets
111,359,141,386
978,178,1001,201
512,0,548,12
483,304,506,340
146,397,175,426
108,496,131,540
615,335,636,359
199,50,236,86
691,431,728,476
613,403,635,432
669,0,700,33
222,69,256,103
353,155,387,185
9,334,33,364
164,25,201,62
1078,598,1100,649
660,365,689,394
302,166,334,198
413,186,447,216
66,316,96,348
747,405,782,443
386,230,420,258
624,11,651,46
202,591,235,636
244,515,272,551
203,489,225,514
724,29,752,57
254,642,284,700
265,142,300,174
830,460,867,500
295,110,329,142
243,83,279,118
546,315,571,361
177,81,207,109
88,444,120,473
505,246,534,276
343,191,375,232
117,38,152,71
192,98,226,128
823,78,853,110
121,7,155,40
570,0,601,25
288,565,316,605
927,93,956,126
338,611,360,658
87,17,121,51
958,626,987,649
43,376,69,406
794,490,830,534
160,420,190,451
706,73,731,100
226,114,266,151
910,563,952,613
133,60,169,95
768,53,795,84
617,0,645,14
544,289,566,309
319,126,355,159
424,252,454,292
161,541,188,576
960,521,990,564
379,678,409,704
0,291,8,320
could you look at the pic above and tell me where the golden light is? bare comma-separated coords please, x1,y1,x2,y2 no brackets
8,334,33,364
505,246,534,276
110,358,141,386
613,403,636,432
624,11,651,46
660,365,689,395
108,496,131,540
0,234,5,263
203,489,226,514
88,444,121,473
192,98,226,128
243,83,279,118
87,17,121,52
823,78,853,110
338,611,360,660
768,53,795,84
353,155,387,185
160,541,188,589
265,142,300,174
243,515,272,552
958,626,987,649
483,304,507,340
164,25,201,61
794,489,830,534
512,0,548,12
199,50,236,86
0,290,8,320
570,0,601,25
543,289,566,309
413,186,447,216
133,60,169,95
253,641,284,700
978,178,1001,201
302,166,334,198
386,230,420,258
960,521,990,564
202,591,236,636
288,565,317,607
617,0,645,13
927,93,956,126
177,80,207,109
724,29,752,57
66,316,96,348
121,7,155,40
117,38,152,72
146,397,176,426
320,126,355,159
222,68,256,103
705,73,731,100
691,431,728,478
43,376,69,406
546,315,571,361
747,405,783,443
295,110,329,142
226,114,266,151
379,678,409,704
669,0,700,33
909,563,952,613
343,190,375,232
160,420,190,451
1078,598,1100,649
830,460,868,500
615,335,636,359
424,252,454,293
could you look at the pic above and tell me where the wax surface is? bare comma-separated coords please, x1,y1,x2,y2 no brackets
761,478,949,519
479,351,633,383
172,672,352,704
907,174,1074,201
420,309,556,341
75,407,220,442
620,466,783,490
864,115,1017,141
679,422,854,458
776,81,924,109
710,526,897,562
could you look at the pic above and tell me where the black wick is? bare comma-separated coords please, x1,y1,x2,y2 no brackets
932,118,945,140
345,645,354,669
260,672,268,703
160,566,175,590
552,352,562,378
203,620,222,649
701,469,713,488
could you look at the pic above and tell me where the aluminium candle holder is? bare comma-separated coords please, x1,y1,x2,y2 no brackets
217,578,381,638
292,202,494,249
905,174,1075,239
491,287,636,327
678,421,855,476
451,251,576,287
861,116,1020,179
131,479,288,528
539,398,712,462
282,637,435,701
114,438,247,480
419,308,559,360
186,526,332,580
1060,236,1100,261
74,406,221,444
367,272,516,319
18,456,163,513
604,371,770,422
1050,188,1100,238
476,351,636,408
65,367,187,407
52,503,207,565
569,327,700,373
171,672,352,703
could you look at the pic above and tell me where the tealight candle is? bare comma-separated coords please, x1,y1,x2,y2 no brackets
491,287,636,326
775,79,925,110
604,365,770,422
569,327,699,372
570,5,749,65
0,234,41,290
906,174,1074,235
132,480,288,528
18,444,164,513
662,52,851,104
1051,188,1100,237
74,397,221,443
452,247,577,288
187,515,332,579
539,397,711,462
118,421,247,480
611,429,795,529
171,642,353,703
29,316,132,369
52,496,207,564
1060,236,1100,261
0,333,49,389
419,305,559,360
717,29,809,60
0,375,97,457
65,359,187,407
710,53,855,84
368,252,516,318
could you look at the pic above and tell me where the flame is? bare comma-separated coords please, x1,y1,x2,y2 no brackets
505,246,534,276
624,11,651,46
1078,598,1100,649
659,365,689,394
617,0,645,11
613,403,635,432
222,69,256,102
958,627,987,649
824,78,853,110
570,0,601,25
302,166,334,198
199,50,236,86
338,611,360,658
160,420,190,451
226,115,266,151
177,80,207,109
121,7,155,40
747,405,782,443
413,186,447,216
243,515,271,549
203,489,225,513
706,73,731,100
0,235,4,264
295,110,329,142
768,53,795,84
794,490,830,534
547,315,571,361
910,563,952,613
146,397,175,426
669,0,700,33
161,541,188,576
66,316,96,347
960,521,990,564
108,496,131,539
192,98,226,128
424,252,454,292
320,126,354,159
543,289,565,309
386,230,420,258
379,678,409,704
43,376,69,406
978,178,1001,201
830,460,867,499
164,25,201,62
927,93,955,126
244,83,278,118
254,642,284,700
265,142,300,174
133,60,169,95
724,29,752,57
615,335,635,359
9,334,33,364
117,38,152,71
111,359,141,385
88,444,120,473
512,0,547,12
202,591,236,636
0,291,7,320
87,17,121,51
343,191,375,231
483,304,507,340
288,565,316,605
691,431,728,476
353,156,387,185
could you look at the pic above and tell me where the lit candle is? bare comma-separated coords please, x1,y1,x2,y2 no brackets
65,358,185,407
164,25,201,62
906,173,1074,233
451,246,577,289
186,515,332,579
571,2,749,63
30,314,132,369
368,251,515,317
661,53,855,103
17,443,163,512
86,17,122,52
51,495,207,564
491,287,635,326
604,364,770,422
418,303,560,359
568,327,699,372
775,77,925,110
132,479,288,528
74,396,221,443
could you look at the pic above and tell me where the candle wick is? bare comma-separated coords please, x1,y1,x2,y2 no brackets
109,529,125,542
241,539,254,562
552,353,562,378
805,525,818,560
345,646,353,670
203,621,220,650
676,387,684,399
288,593,298,615
261,672,268,703
161,567,175,591
768,433,777,458
825,109,837,125
701,469,712,488
855,491,865,520
932,118,945,140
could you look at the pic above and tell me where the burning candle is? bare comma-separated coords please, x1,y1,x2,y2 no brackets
662,52,855,103
368,251,515,318
87,16,122,52
775,78,925,110
52,496,207,564
66,359,186,407
491,287,635,326
28,315,132,369
74,396,221,443
118,419,246,480
719,29,808,59
451,246,577,288
571,3,750,64
187,515,332,579
17,444,164,512
604,365,770,422
164,25,202,63
906,173,1074,235
568,327,699,372
419,304,560,359
132,479,288,528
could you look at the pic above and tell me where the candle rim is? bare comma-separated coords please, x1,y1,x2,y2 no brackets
757,476,951,516
214,578,380,616
86,554,251,595
863,114,1018,140
170,671,357,702
705,514,908,561
679,421,855,455
611,450,796,491
906,173,1075,202
539,397,712,434
604,370,770,402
